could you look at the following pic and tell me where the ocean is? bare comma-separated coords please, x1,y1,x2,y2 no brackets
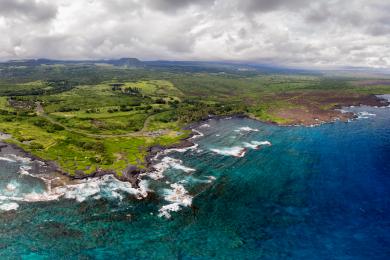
0,98,389,259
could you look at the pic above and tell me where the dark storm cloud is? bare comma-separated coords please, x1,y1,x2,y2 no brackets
0,0,57,22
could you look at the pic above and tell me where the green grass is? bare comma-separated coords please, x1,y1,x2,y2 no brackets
0,80,51,96
118,80,183,97
0,63,388,177
0,114,185,175
0,97,13,112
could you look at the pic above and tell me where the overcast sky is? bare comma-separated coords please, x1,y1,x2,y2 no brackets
0,0,389,68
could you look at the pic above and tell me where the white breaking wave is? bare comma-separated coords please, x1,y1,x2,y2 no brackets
0,157,16,163
199,123,210,128
19,165,33,176
148,157,195,180
243,142,259,149
5,182,18,192
0,202,19,211
8,154,32,164
163,143,199,154
206,175,217,183
337,109,349,114
251,141,272,146
54,175,149,202
158,203,182,219
0,175,149,210
357,111,376,119
210,141,271,157
190,129,204,140
234,126,259,133
158,183,193,219
210,146,247,157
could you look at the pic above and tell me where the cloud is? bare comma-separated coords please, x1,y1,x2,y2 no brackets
0,0,57,22
144,0,213,13
0,0,388,68
238,0,311,13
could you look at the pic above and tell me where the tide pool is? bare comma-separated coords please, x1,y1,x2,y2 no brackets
0,102,389,259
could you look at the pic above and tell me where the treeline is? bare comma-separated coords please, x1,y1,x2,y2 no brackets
110,83,142,95
30,117,65,133
0,80,73,96
122,87,141,95
0,65,162,86
160,99,249,123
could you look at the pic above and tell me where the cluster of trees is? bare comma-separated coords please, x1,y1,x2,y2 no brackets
118,104,153,112
0,109,16,115
168,100,180,107
31,117,65,133
29,142,44,150
173,100,248,123
119,105,133,112
0,80,73,97
85,108,100,113
154,111,177,123
110,83,142,96
57,106,80,112
154,98,166,104
107,108,119,113
110,83,124,91
122,87,141,95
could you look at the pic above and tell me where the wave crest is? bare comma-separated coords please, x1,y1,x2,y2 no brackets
158,183,192,219
210,147,247,157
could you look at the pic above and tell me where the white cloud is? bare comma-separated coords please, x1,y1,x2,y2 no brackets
0,0,388,68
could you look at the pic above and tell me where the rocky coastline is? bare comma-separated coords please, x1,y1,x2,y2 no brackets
0,94,388,190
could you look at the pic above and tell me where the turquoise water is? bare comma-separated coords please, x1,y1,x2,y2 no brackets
0,102,389,259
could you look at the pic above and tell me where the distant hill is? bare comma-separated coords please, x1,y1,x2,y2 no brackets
2,58,313,75
3,58,144,67
1,58,389,77
144,60,318,75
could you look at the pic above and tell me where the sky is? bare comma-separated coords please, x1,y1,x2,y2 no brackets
0,0,389,68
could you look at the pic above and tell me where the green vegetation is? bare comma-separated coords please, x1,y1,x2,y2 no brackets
0,61,389,176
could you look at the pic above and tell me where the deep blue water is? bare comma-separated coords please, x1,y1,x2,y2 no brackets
0,102,389,259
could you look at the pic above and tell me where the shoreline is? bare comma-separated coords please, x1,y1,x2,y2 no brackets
1,94,389,189
262,94,390,127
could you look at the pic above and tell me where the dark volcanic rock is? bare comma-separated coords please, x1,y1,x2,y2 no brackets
118,165,142,187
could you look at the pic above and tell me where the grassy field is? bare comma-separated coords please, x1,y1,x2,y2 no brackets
0,62,389,176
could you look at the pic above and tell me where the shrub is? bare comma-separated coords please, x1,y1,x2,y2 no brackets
30,142,44,150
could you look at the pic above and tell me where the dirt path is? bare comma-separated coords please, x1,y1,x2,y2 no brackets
140,114,155,132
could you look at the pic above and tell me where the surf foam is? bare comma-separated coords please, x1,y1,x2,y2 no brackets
0,175,149,208
149,157,195,180
190,129,204,140
210,146,247,157
158,183,193,219
163,143,199,154
0,202,19,211
357,111,376,119
0,157,16,163
251,141,272,146
234,126,259,133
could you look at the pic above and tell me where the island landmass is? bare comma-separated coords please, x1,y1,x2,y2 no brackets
0,59,389,186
